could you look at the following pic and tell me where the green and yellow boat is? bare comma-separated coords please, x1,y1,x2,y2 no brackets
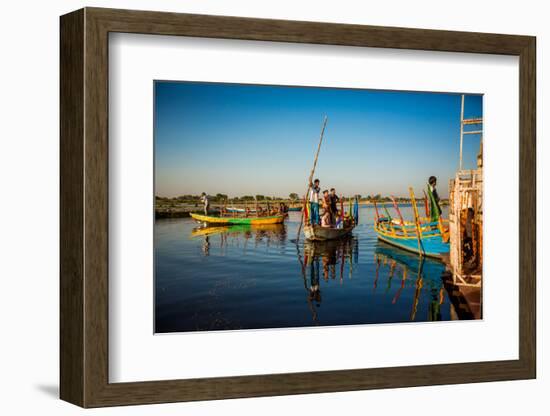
190,212,285,225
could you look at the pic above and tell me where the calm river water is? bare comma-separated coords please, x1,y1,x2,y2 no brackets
155,206,466,333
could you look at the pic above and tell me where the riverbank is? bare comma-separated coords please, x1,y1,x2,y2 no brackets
155,198,449,219
155,209,192,219
155,200,302,219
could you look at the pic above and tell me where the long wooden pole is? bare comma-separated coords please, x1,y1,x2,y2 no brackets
459,94,465,170
373,200,380,220
390,196,405,225
296,116,329,242
390,195,407,237
302,195,308,223
409,187,425,257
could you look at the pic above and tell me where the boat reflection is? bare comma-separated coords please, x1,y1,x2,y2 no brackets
189,223,450,324
191,223,287,255
374,241,447,321
298,237,359,324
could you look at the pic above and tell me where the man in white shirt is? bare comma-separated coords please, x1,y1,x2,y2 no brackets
200,192,209,215
309,179,321,225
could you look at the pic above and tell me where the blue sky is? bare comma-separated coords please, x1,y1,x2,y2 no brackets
154,81,482,199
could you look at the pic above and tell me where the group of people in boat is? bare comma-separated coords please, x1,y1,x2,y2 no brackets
199,174,441,224
309,178,348,228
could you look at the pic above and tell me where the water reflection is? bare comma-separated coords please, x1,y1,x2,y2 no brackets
155,211,462,333
192,223,287,249
186,222,450,326
374,242,447,322
298,237,359,324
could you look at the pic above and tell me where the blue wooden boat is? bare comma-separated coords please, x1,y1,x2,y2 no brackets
373,190,449,260
288,206,302,212
374,217,449,259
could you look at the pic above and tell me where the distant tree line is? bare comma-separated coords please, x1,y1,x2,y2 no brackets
155,193,444,204
155,194,288,203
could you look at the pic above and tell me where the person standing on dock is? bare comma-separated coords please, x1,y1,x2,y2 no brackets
427,176,442,217
309,179,321,225
200,192,210,215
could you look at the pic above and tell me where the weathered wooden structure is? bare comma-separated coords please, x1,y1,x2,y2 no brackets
448,95,483,288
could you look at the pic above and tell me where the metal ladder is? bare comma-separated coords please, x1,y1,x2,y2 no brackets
458,94,483,171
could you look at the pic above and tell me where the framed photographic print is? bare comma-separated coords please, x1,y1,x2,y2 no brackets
60,7,536,408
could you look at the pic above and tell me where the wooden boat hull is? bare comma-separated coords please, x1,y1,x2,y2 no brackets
304,224,354,241
190,212,285,225
287,207,302,212
376,233,449,259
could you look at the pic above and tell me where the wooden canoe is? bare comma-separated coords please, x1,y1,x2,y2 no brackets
190,212,285,225
374,217,449,259
303,224,354,241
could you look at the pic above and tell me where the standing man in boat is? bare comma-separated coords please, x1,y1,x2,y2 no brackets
200,192,210,215
329,188,340,224
309,179,321,225
427,176,442,217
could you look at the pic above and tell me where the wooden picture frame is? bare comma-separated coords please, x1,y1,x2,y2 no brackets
60,7,536,408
